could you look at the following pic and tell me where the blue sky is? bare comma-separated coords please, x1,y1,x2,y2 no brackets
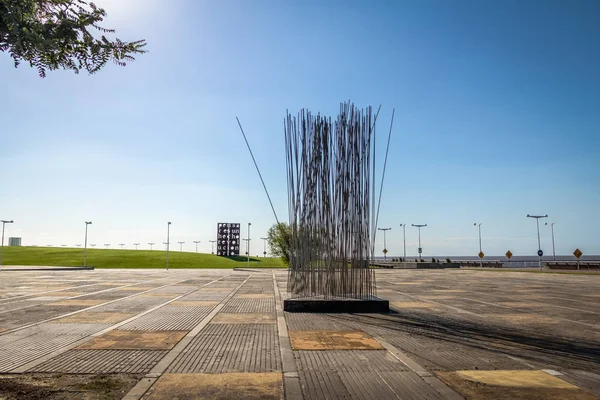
1,0,599,257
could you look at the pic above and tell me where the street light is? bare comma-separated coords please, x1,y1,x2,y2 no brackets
148,242,155,250
247,222,251,268
545,222,556,261
90,244,96,248
411,224,427,260
527,214,548,270
0,219,14,267
474,223,482,268
260,237,268,257
193,240,201,253
399,224,406,260
119,244,126,249
166,222,171,270
104,244,110,249
76,244,82,247
133,243,140,250
377,228,391,260
84,221,92,267
209,240,216,254
178,241,185,252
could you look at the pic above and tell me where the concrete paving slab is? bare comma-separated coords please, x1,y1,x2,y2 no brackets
53,312,136,324
48,299,106,306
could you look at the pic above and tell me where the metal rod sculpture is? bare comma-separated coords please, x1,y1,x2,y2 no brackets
285,102,379,299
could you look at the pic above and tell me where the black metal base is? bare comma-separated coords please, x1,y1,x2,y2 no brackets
283,298,389,313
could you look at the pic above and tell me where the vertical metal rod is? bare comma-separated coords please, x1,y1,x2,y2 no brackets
166,222,171,270
84,222,91,267
247,222,251,268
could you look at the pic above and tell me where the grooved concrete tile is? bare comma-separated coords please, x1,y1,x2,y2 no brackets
285,313,355,331
170,301,218,307
168,324,281,373
30,349,167,373
77,330,187,350
222,298,275,313
145,373,282,400
211,313,276,324
53,312,135,324
48,299,106,306
295,350,408,372
139,293,178,298
289,330,384,350
118,306,212,331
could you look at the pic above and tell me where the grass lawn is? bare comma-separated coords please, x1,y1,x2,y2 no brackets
0,247,287,269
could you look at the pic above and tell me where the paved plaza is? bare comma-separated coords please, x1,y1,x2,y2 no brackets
0,268,598,399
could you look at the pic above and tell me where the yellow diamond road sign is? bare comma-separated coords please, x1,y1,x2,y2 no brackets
383,249,388,254
573,248,583,259
505,250,513,259
478,251,484,259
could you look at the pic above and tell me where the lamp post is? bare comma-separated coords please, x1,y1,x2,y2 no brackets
104,244,110,249
84,221,92,267
178,241,185,252
247,222,251,268
545,222,556,261
527,214,548,270
193,240,201,253
399,224,406,260
148,242,155,250
377,228,391,260
119,244,125,250
209,240,216,254
411,224,427,260
166,222,171,270
133,243,140,250
90,244,96,248
474,223,482,268
260,237,268,257
0,219,14,267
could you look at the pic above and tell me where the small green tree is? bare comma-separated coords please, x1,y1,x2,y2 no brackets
267,222,291,265
0,0,146,77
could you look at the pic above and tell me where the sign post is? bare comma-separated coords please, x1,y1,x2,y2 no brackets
573,248,583,271
505,250,513,268
478,251,485,268
537,249,544,271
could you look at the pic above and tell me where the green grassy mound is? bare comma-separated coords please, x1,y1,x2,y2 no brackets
0,247,287,269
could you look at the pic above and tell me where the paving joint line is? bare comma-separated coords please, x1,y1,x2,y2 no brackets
10,274,234,373
273,272,303,400
122,272,255,400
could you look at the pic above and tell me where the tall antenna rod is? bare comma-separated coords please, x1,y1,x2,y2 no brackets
374,108,395,244
236,117,281,225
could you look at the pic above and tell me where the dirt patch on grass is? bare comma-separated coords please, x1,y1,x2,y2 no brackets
0,373,141,400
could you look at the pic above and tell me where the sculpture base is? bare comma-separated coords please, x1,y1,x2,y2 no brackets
284,297,389,313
